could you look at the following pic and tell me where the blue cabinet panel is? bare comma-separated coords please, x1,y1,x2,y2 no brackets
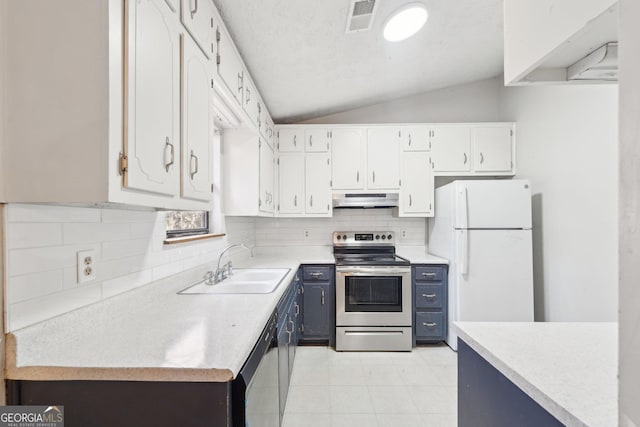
415,311,445,338
300,265,335,345
413,264,448,345
415,284,444,309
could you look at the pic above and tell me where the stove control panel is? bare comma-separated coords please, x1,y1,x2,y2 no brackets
333,231,395,246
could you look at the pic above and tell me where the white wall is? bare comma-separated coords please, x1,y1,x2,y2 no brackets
3,205,256,331
500,84,618,322
256,209,426,247
619,0,640,424
301,78,504,124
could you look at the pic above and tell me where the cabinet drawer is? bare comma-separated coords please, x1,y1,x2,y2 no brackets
303,266,333,281
415,312,444,338
415,284,444,309
414,266,444,282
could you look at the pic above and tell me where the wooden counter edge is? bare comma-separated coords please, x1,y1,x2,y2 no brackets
4,333,234,383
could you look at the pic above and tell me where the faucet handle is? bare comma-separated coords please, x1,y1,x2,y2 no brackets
227,260,234,276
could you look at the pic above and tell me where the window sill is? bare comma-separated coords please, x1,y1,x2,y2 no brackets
164,233,226,245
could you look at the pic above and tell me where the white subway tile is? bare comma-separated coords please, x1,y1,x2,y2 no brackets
8,204,100,223
101,209,158,223
7,223,63,249
9,283,102,331
130,222,156,239
9,244,100,277
63,223,131,245
102,270,152,299
102,238,150,261
152,261,184,281
8,270,64,304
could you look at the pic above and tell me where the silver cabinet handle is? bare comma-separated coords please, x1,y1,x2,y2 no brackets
408,134,412,146
295,302,300,316
245,87,251,103
189,150,198,179
423,322,437,327
421,293,436,298
463,153,468,164
357,171,360,183
190,0,198,19
293,135,297,147
422,272,437,277
480,153,484,164
309,134,313,147
237,72,243,93
294,195,297,207
321,289,325,305
409,194,412,206
310,195,313,207
164,137,174,172
310,272,322,278
373,171,376,183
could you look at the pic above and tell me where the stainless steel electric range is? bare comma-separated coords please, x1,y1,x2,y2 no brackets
333,231,412,351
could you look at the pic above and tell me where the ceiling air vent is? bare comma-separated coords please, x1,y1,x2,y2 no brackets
345,0,379,33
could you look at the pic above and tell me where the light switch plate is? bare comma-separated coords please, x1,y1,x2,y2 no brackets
77,250,97,284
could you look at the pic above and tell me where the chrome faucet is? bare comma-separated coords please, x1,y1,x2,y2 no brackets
204,243,254,285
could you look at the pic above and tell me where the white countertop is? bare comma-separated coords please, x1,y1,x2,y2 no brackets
454,322,618,427
396,245,449,264
7,245,445,383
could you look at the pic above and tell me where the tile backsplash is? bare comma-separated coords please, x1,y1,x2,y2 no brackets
4,205,425,331
4,204,255,331
255,209,426,246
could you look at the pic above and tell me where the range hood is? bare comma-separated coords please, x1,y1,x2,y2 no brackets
332,193,399,209
568,42,618,81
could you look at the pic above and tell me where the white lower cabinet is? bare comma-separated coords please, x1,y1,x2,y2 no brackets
396,151,434,217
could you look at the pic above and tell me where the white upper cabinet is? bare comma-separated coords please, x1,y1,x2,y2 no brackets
305,129,331,153
430,127,472,174
401,127,430,151
164,0,179,13
331,128,365,190
124,0,181,197
305,154,332,216
259,138,275,214
277,154,305,215
278,128,304,153
367,127,400,190
243,76,261,129
181,34,214,202
397,151,433,217
473,127,514,173
215,25,244,106
180,0,216,59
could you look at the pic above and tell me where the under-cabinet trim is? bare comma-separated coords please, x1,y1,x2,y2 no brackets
163,232,226,245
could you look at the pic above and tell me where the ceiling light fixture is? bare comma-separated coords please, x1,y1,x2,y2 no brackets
383,3,428,42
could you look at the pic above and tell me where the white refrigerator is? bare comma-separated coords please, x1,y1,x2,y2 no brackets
428,179,534,350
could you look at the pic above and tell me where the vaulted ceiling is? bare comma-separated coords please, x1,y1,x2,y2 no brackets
212,0,505,123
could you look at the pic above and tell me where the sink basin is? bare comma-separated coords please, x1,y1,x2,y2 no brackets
178,268,290,295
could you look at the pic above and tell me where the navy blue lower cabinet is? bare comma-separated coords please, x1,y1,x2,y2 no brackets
458,340,564,427
412,264,448,346
277,270,300,420
300,265,335,345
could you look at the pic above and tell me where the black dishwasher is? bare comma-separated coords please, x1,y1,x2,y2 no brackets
232,310,279,427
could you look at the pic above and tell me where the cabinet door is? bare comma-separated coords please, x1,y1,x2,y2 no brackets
400,151,433,216
277,128,304,153
473,127,514,173
180,0,215,58
243,76,261,129
181,35,213,202
302,283,330,339
305,129,331,152
216,26,243,105
124,0,180,197
259,139,274,213
430,127,472,173
331,128,365,190
305,154,332,215
277,154,304,215
367,127,400,190
277,325,289,417
401,127,430,151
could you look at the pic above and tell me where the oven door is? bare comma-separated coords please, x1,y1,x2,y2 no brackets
336,266,412,326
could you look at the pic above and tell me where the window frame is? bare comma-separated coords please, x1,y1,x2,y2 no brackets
165,210,210,239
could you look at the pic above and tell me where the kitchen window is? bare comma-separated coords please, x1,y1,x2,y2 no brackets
165,210,210,239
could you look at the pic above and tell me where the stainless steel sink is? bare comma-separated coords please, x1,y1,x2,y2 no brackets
178,268,290,294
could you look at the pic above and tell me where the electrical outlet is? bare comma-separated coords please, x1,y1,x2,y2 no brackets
77,250,97,284
402,230,407,238
304,230,309,238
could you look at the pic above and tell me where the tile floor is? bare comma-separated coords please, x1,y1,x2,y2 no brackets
282,345,458,427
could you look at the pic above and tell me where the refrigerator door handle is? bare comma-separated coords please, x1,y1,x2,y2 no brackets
458,229,469,275
456,186,469,229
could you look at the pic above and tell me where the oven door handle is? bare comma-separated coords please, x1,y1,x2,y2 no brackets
336,266,411,275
